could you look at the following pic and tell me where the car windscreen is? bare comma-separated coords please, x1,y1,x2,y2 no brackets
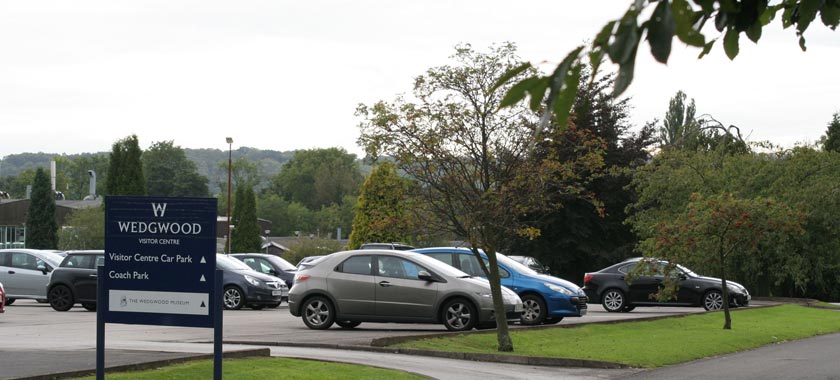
677,264,699,277
217,255,252,271
267,256,296,271
406,252,470,278
496,253,539,275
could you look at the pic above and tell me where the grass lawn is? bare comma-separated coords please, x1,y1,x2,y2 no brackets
395,304,840,368
76,357,427,380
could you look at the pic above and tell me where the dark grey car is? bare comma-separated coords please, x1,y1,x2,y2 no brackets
288,249,523,331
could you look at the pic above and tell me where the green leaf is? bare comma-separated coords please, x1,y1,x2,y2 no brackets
647,0,676,63
588,48,605,74
759,5,780,26
715,11,729,32
608,14,640,64
723,28,740,60
797,0,822,33
526,77,550,112
782,5,796,29
821,3,840,29
613,48,637,96
799,35,808,51
491,62,532,93
540,46,584,130
746,21,763,42
673,0,706,47
552,64,582,129
698,38,716,59
594,21,617,48
499,77,542,109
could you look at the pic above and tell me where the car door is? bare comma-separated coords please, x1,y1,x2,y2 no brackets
327,255,376,316
7,251,50,298
66,255,97,302
626,262,663,304
374,255,438,320
456,253,513,289
0,252,10,295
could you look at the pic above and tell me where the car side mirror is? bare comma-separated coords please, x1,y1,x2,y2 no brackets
418,271,435,282
269,269,279,276
679,273,687,280
37,264,48,274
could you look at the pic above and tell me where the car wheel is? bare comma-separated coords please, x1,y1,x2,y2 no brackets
82,302,97,311
601,289,626,312
223,286,245,310
520,294,547,325
301,296,335,329
4,298,15,306
543,316,563,324
48,286,74,312
441,298,477,331
336,320,362,329
621,305,636,312
703,290,724,311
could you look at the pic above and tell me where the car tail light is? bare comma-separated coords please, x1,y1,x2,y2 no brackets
295,274,310,282
583,274,593,284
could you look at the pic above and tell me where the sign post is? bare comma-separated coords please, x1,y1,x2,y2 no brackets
98,196,219,379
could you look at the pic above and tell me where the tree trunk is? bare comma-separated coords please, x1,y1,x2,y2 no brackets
720,251,731,330
486,251,514,351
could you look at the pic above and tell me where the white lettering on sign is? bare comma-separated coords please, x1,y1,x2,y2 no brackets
151,203,167,217
116,221,201,235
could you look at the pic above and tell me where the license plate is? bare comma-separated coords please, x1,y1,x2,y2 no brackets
272,290,283,296
515,304,524,312
579,308,587,316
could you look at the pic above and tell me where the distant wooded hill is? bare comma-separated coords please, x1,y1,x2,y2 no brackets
0,148,297,194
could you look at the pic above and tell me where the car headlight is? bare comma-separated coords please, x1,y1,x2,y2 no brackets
475,292,493,299
244,275,261,286
544,282,574,296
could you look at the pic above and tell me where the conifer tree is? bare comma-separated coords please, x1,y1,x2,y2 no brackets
26,168,58,248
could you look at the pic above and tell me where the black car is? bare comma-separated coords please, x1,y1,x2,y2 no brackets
217,254,288,310
47,250,104,311
231,253,296,289
507,255,550,274
583,257,751,312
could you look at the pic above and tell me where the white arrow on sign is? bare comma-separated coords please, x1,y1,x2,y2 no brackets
200,256,206,264
200,275,206,282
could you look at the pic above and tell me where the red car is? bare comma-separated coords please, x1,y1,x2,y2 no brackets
1,282,6,313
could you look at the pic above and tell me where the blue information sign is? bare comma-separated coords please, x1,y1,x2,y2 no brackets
104,196,217,328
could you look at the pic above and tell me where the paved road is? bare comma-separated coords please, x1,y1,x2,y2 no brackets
0,299,697,379
11,299,828,380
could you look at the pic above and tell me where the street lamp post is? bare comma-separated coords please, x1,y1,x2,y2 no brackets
226,137,233,254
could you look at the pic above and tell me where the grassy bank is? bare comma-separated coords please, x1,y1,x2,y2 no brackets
395,304,840,367
77,357,427,380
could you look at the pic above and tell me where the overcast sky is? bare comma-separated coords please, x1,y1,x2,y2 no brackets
1,1,837,159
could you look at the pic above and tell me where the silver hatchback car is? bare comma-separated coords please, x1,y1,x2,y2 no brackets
289,249,523,331
0,249,65,304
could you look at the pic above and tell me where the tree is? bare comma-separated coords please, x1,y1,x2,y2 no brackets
507,70,656,282
628,147,840,300
144,141,209,197
822,112,840,152
231,185,261,253
347,162,414,249
216,157,262,216
638,193,804,329
498,1,839,136
357,43,605,351
26,168,58,249
659,91,698,149
256,194,316,237
270,148,363,210
57,206,105,250
106,135,145,196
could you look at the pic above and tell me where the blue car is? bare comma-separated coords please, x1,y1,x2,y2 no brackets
413,247,587,325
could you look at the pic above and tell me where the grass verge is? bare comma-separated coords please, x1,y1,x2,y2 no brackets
394,304,840,368
813,301,840,309
76,357,427,380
